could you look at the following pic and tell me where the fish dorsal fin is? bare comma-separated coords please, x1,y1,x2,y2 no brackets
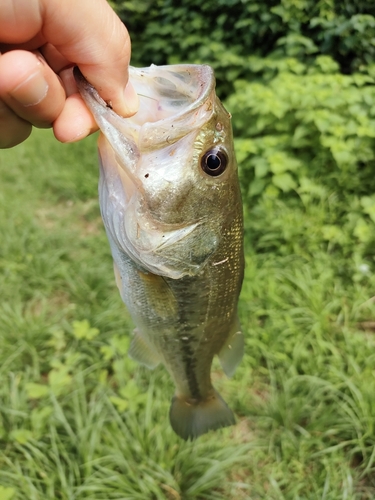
218,318,244,378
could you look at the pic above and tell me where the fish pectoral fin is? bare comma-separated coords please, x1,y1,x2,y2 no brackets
113,261,122,290
128,329,161,369
218,318,244,378
137,270,178,319
169,391,235,440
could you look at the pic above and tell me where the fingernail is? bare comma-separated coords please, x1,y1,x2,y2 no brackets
122,81,139,116
11,71,49,107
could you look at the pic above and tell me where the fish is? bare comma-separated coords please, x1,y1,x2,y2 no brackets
74,64,244,440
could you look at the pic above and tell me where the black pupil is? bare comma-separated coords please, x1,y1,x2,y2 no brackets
206,154,221,170
201,149,227,177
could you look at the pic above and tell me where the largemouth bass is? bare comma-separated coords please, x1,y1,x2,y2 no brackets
74,64,244,440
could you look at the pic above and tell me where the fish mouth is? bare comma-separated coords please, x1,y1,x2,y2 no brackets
127,65,216,149
74,64,216,152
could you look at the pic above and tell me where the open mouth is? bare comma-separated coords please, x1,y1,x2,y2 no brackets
74,64,216,150
128,65,215,125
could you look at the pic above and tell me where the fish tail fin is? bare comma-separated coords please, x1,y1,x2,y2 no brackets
169,391,235,440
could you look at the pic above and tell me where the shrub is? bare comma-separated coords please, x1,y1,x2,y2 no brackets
110,0,375,264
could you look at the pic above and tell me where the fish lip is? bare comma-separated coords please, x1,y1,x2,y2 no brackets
73,67,116,113
73,66,99,102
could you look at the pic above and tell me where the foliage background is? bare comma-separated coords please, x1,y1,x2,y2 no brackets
108,0,375,271
1,0,375,498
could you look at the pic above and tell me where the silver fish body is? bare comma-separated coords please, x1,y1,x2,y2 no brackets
75,65,244,439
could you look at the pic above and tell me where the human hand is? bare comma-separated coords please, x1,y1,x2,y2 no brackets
0,0,138,148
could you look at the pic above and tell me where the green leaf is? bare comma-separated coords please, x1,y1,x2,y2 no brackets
26,383,49,399
31,406,53,438
47,329,66,351
269,152,301,175
322,225,346,244
9,429,33,445
272,173,296,192
253,158,269,178
48,362,72,396
109,396,129,412
110,335,130,355
354,219,373,243
314,55,340,74
0,486,16,500
249,178,266,197
100,345,114,361
361,196,375,223
72,320,100,340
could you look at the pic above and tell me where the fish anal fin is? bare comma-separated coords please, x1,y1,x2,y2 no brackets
218,319,244,378
169,391,235,440
128,329,161,369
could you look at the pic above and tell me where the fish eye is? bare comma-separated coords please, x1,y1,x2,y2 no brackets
201,148,228,177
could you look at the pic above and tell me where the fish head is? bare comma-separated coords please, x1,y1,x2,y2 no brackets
75,65,242,278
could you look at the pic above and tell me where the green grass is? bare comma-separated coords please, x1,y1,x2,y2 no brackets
1,128,375,499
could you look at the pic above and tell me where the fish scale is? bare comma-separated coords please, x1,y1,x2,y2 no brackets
74,64,244,439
